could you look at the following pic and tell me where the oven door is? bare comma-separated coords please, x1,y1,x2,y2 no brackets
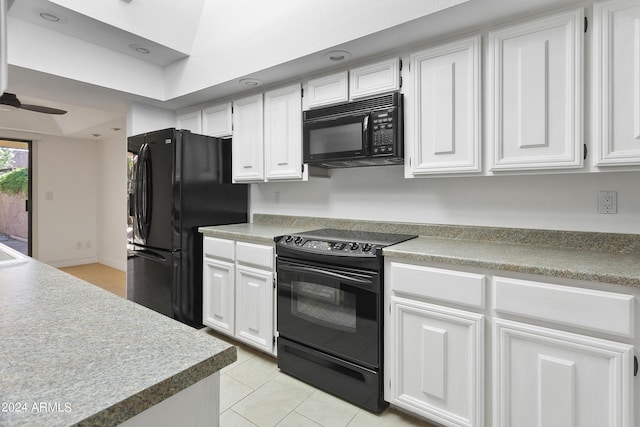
303,113,370,163
277,256,380,369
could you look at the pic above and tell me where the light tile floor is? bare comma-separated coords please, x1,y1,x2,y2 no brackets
60,263,437,427
201,328,437,427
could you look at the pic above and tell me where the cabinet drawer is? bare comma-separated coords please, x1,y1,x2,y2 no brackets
493,277,634,337
203,236,235,261
389,262,486,308
236,242,273,269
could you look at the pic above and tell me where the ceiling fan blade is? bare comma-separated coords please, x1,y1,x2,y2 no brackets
20,103,67,115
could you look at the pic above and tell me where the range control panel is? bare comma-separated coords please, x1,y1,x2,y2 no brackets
277,235,382,256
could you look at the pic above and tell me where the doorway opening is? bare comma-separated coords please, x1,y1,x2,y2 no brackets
0,138,32,256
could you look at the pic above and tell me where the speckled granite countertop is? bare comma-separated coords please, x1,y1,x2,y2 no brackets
200,214,640,288
383,236,640,288
0,258,236,427
199,222,311,244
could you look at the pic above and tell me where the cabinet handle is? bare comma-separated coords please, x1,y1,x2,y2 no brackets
277,162,287,166
635,356,638,377
243,165,252,169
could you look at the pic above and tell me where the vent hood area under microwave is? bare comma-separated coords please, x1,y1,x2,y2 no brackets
311,157,404,169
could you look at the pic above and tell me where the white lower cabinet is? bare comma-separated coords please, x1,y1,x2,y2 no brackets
202,236,276,355
386,261,486,427
235,264,274,352
494,318,633,427
389,296,484,427
493,276,635,427
202,257,235,335
386,260,637,427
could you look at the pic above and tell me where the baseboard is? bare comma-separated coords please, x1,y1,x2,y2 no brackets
98,256,126,272
48,256,99,268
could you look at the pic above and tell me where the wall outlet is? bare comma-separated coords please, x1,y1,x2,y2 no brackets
598,191,617,214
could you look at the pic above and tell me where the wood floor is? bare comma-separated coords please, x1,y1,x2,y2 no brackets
59,263,126,298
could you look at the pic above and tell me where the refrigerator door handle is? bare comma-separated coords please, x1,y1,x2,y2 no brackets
128,192,135,217
136,143,153,241
133,248,167,263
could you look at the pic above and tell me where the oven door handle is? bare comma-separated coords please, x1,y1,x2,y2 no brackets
279,262,375,285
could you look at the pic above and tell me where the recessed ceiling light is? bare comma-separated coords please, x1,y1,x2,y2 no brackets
39,12,60,22
92,133,101,138
35,8,68,24
129,44,150,54
324,50,352,62
239,78,262,87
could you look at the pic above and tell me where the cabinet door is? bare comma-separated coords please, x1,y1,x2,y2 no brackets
235,264,274,354
232,94,264,182
264,84,305,180
202,257,235,335
593,0,640,166
408,36,481,176
349,57,401,99
388,296,484,427
489,9,583,170
202,102,232,138
306,71,349,108
494,319,633,427
176,110,202,133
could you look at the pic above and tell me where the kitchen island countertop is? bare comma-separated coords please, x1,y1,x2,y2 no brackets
0,256,235,427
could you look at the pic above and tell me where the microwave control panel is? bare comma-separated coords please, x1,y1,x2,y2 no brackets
371,108,397,156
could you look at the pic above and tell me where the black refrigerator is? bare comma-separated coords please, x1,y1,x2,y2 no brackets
127,128,248,328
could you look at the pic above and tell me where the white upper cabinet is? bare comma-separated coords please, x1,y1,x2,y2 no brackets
232,94,264,182
349,57,401,100
306,71,349,108
407,35,481,176
202,102,232,138
489,9,583,171
306,58,401,108
593,0,640,166
176,110,202,133
232,85,306,183
264,84,305,180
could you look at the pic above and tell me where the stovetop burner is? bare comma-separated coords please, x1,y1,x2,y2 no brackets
276,228,417,256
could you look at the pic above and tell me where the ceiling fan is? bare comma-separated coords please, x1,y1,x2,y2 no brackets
0,92,67,115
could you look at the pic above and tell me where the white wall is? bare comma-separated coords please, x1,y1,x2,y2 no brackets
163,0,468,98
126,102,175,136
251,168,640,234
98,133,127,271
49,0,206,53
7,18,165,100
8,0,469,101
33,136,99,266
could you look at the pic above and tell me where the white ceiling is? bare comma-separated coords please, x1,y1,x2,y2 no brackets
1,0,585,142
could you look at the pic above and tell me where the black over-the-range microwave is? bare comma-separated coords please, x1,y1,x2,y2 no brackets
303,91,403,168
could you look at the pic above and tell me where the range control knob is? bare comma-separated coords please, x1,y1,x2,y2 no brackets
363,243,373,253
349,242,360,251
284,235,293,243
294,236,304,245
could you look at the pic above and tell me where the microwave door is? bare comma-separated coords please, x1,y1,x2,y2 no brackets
304,113,369,163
